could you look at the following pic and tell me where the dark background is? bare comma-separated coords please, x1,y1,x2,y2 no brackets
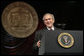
0,0,83,55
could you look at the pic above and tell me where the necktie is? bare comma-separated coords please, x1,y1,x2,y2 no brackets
50,28,52,31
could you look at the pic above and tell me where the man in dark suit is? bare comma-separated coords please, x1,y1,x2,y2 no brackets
33,13,61,51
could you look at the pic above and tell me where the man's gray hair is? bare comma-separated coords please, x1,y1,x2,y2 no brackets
42,13,55,21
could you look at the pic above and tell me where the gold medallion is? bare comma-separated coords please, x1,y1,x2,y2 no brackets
58,33,74,48
2,2,38,38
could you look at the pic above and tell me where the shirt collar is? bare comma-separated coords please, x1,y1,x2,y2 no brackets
47,26,55,31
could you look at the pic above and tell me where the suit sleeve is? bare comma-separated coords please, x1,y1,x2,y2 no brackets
33,31,42,51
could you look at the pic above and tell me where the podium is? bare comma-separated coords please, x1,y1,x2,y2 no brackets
38,30,83,55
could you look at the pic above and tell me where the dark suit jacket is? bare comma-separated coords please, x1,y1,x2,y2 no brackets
33,27,61,51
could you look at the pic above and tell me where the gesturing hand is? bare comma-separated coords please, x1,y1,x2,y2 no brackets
36,40,41,48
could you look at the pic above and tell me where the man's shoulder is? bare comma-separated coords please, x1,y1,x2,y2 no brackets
36,27,47,34
36,27,62,33
36,28,46,32
36,27,62,31
54,27,62,30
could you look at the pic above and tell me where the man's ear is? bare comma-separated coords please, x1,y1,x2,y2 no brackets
53,19,55,23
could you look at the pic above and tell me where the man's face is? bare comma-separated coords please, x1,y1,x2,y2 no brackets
43,14,54,28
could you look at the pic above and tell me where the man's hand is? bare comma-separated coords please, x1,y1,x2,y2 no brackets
36,40,41,48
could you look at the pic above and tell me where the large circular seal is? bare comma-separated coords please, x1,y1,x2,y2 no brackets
2,2,38,38
58,33,74,48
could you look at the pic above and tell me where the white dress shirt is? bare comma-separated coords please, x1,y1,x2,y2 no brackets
47,26,55,31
